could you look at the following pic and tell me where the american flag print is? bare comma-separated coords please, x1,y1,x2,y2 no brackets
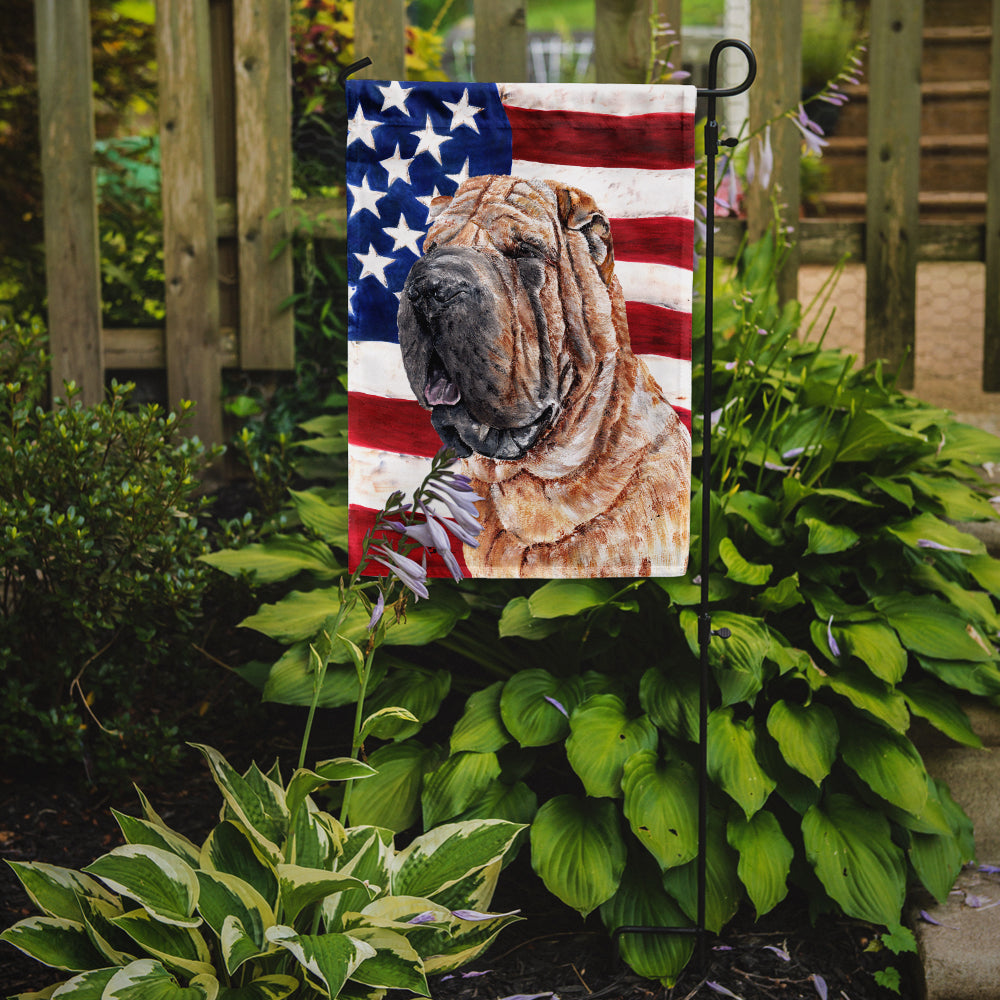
347,80,695,578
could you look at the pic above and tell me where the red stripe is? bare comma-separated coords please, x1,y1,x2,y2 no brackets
611,217,693,269
674,407,692,433
625,302,692,361
349,392,439,457
506,106,694,171
349,504,470,578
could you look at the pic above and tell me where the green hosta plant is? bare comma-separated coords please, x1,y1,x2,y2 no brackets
341,233,998,985
1,743,523,999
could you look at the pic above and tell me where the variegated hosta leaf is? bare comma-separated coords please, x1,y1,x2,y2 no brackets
838,718,929,817
802,793,906,926
529,795,626,917
323,829,393,931
265,926,376,998
621,751,699,871
288,802,343,870
566,695,658,799
285,760,376,823
195,871,274,974
391,820,524,901
347,740,442,832
77,894,136,966
765,700,838,786
200,822,278,910
102,958,218,999
214,974,299,1000
190,745,287,863
45,966,118,997
499,669,585,747
4,861,118,922
345,926,429,995
450,681,511,754
420,907,523,975
110,908,213,979
276,864,375,925
421,751,502,829
112,810,202,868
83,846,200,928
706,707,776,818
726,810,793,918
0,916,107,971
599,854,694,987
423,859,501,915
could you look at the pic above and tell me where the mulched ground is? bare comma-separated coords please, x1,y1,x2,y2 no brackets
1,740,913,1000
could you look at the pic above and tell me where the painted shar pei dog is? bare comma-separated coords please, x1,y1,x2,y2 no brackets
397,174,690,578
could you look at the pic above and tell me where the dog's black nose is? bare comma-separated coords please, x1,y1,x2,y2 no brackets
407,272,468,305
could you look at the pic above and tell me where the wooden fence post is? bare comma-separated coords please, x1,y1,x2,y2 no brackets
983,0,1000,390
34,0,104,405
157,0,223,445
233,0,294,370
354,0,406,79
594,0,654,84
474,0,527,82
864,0,923,389
746,0,801,306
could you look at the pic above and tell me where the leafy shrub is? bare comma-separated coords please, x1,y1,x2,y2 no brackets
1,743,524,998
0,317,220,782
231,234,1000,984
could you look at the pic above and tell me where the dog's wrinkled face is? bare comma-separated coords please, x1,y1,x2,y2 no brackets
397,175,616,461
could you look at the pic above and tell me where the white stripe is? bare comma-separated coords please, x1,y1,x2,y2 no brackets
350,444,434,511
615,261,692,312
498,82,697,117
509,161,695,220
641,356,691,413
349,340,416,400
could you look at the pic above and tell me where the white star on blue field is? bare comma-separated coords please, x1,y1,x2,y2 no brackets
346,82,516,346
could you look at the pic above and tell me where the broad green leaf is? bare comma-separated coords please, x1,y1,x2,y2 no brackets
833,621,907,684
219,915,268,980
886,512,985,557
874,594,995,662
803,517,859,556
112,812,201,868
362,667,451,740
916,655,1000,697
278,864,374,924
707,708,776,818
839,719,928,816
497,597,564,639
909,830,966,905
261,643,387,709
265,926,375,997
935,421,1000,464
5,862,117,923
906,473,998,521
76,894,137,966
83,846,200,928
322,830,393,930
660,810,741,933
755,573,805,614
346,926,428,994
802,794,906,926
599,854,694,987
347,740,441,832
866,474,914,509
288,489,349,546
499,670,584,747
190,746,287,862
200,535,340,583
199,822,278,909
452,779,538,827
530,795,626,917
680,610,770,706
765,700,838,786
724,490,784,545
216,976,299,1000
393,820,524,900
450,682,511,754
195,871,273,974
0,916,107,971
834,410,927,463
359,706,421,742
103,959,218,1000
727,811,793,917
967,553,1000,597
111,909,214,978
910,562,1000,632
527,579,617,617
621,751,698,870
639,664,699,742
421,751,502,828
808,660,910,732
901,680,982,748
566,695,658,798
719,537,772,586
422,906,522,974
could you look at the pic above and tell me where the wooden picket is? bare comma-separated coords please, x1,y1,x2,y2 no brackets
30,0,1000,448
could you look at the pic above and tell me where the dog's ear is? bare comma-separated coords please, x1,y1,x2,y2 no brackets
555,185,615,284
426,191,454,221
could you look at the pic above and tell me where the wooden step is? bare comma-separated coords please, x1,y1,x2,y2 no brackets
813,190,987,222
922,25,993,83
921,0,992,28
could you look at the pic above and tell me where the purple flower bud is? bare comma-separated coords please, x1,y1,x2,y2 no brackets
917,538,972,554
370,544,429,600
544,695,569,718
812,974,828,1000
451,908,520,921
827,615,841,658
367,590,385,631
407,911,438,925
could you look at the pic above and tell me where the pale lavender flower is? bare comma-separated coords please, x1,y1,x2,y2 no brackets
451,908,521,921
827,616,841,657
544,695,569,718
425,478,483,537
763,944,790,961
369,544,429,600
812,974,828,1000
707,983,742,999
715,156,741,215
407,911,438,925
367,590,385,631
747,125,774,190
917,538,973,555
791,104,829,156
386,505,464,581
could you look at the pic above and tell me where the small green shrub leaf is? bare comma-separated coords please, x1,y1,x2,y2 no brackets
362,667,451,740
0,916,107,972
566,695,658,798
765,701,838,786
530,796,626,916
727,811,793,917
835,621,908,684
802,794,906,926
527,579,617,618
811,662,910,732
450,682,511,754
285,760,376,822
421,751,502,829
621,751,699,870
499,670,584,747
265,925,374,997
756,573,805,613
707,708,776,818
360,706,421,742
839,719,929,817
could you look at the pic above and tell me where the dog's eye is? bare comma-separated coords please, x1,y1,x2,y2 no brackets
513,240,548,261
424,239,438,254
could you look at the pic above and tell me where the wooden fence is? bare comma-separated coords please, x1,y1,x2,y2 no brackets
33,0,1000,445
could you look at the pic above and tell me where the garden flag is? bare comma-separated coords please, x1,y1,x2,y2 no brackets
347,81,695,579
